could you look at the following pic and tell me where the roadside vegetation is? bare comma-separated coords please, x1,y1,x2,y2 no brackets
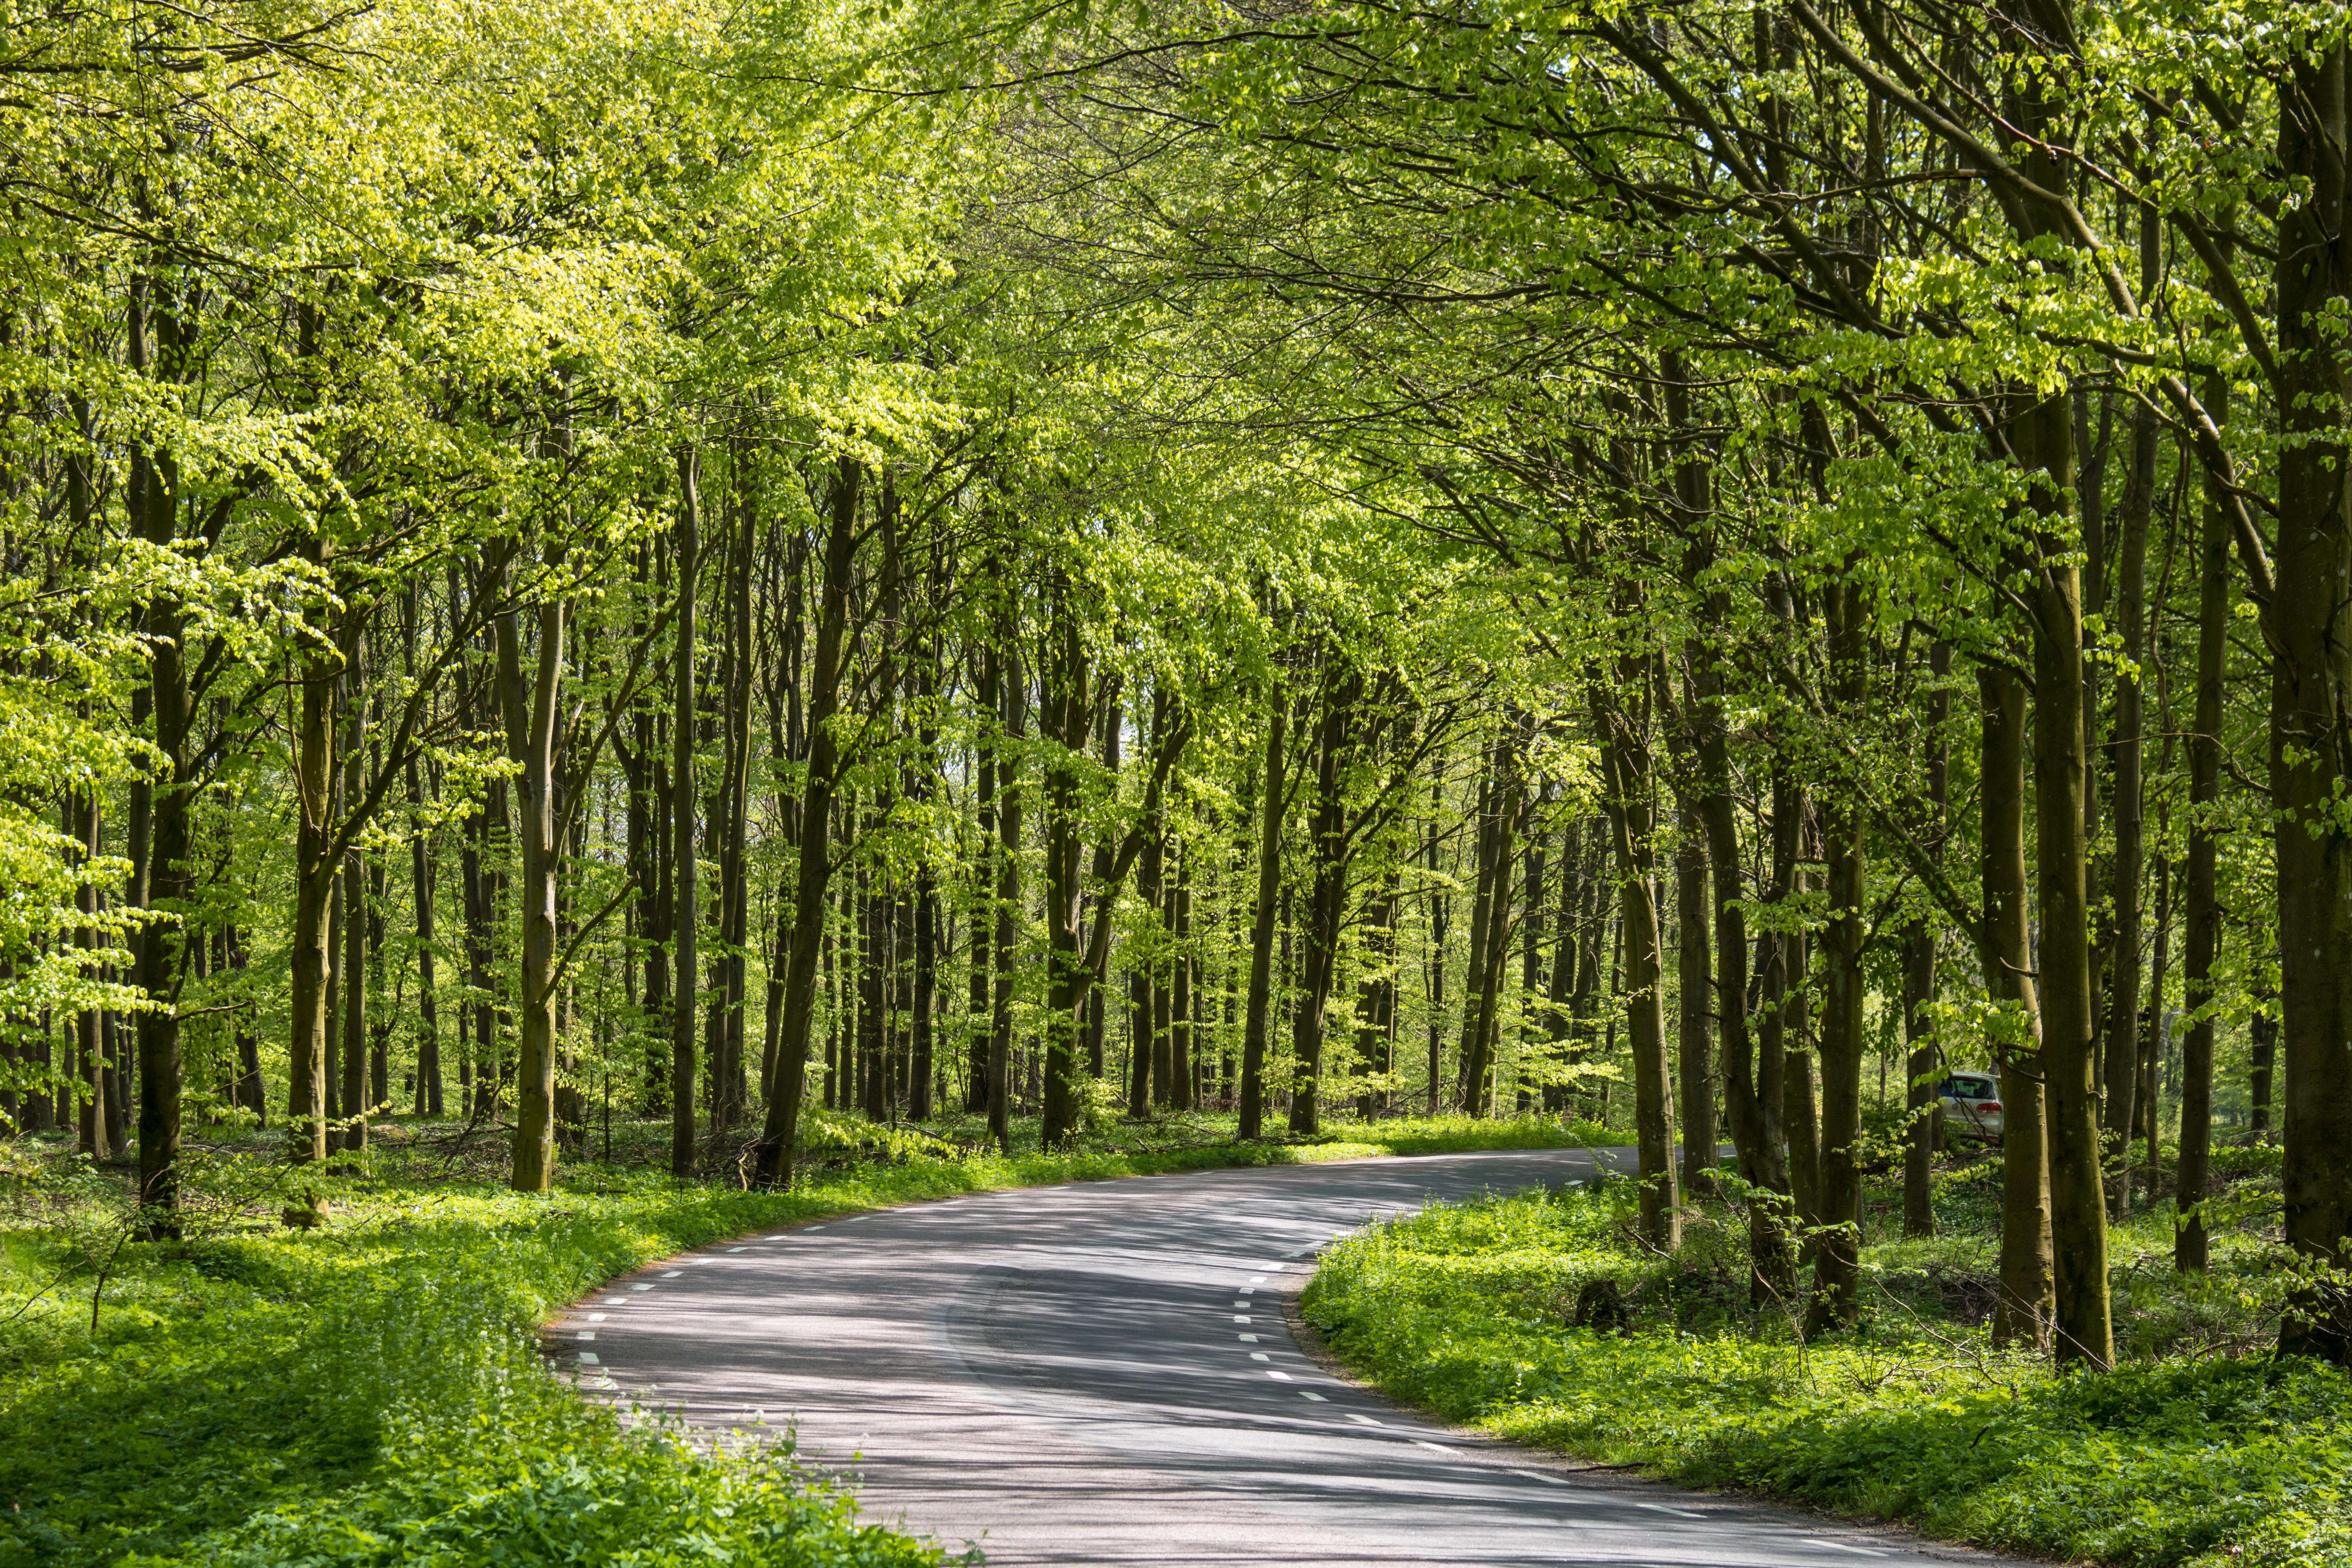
1305,1140,2324,1568
0,1110,1609,1567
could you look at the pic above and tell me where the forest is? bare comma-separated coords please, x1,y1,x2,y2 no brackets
3,0,2350,1459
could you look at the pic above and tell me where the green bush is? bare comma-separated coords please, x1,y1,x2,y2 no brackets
3,1112,1624,1566
1303,1188,2352,1568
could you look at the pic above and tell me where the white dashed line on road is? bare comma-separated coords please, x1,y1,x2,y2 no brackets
1804,1542,1887,1558
576,1331,595,1341
1641,1503,1704,1519
1267,1370,1292,1381
1233,1315,1251,1323
630,1284,654,1291
1300,1392,1327,1402
578,1352,600,1365
1249,1352,1270,1361
1238,1333,1259,1342
587,1313,606,1323
1347,1413,1382,1426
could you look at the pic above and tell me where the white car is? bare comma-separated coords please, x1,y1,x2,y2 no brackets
1936,1071,2005,1144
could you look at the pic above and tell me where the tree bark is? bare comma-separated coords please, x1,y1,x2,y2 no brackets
1809,573,1869,1334
1292,658,1360,1134
1983,664,2055,1347
499,548,568,1192
287,539,338,1165
2269,37,2352,1369
670,450,703,1178
1675,811,1715,1197
1238,671,1288,1139
755,456,863,1187
2179,369,2235,1273
1596,683,1678,1252
1903,642,1952,1238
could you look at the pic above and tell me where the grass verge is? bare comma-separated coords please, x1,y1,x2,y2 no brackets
1301,1160,2343,1568
2,1111,1617,1567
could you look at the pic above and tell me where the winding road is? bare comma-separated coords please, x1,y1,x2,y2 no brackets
560,1146,2009,1567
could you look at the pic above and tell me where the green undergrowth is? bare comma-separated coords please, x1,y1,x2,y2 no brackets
0,1111,1617,1567
1303,1173,2341,1568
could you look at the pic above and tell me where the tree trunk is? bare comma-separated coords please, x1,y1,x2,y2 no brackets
1675,813,1715,1197
670,451,703,1178
1238,671,1288,1139
1039,588,1094,1146
287,539,338,1165
1904,643,1952,1238
499,549,568,1192
1983,664,2055,1348
968,643,998,1114
2272,38,2352,1367
2020,392,2115,1368
339,628,370,1164
1292,659,1360,1134
989,641,1025,1151
2179,377,2234,1273
754,455,863,1187
1809,575,1869,1334
1172,840,1195,1112
1596,684,1678,1252
2101,242,2161,1215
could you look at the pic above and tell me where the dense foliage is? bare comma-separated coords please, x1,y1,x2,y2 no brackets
0,1112,1613,1565
1304,1163,2334,1567
4,0,2350,1501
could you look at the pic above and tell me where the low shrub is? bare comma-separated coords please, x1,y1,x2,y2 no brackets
1303,1186,2346,1568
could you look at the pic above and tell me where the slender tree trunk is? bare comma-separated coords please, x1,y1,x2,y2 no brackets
1809,574,1869,1333
2180,399,2234,1272
340,628,370,1164
2102,241,2161,1216
1455,757,1500,1112
1675,813,1715,1196
989,642,1024,1151
409,759,443,1117
1292,661,1359,1134
1239,671,1287,1139
1904,644,1952,1238
1039,587,1094,1146
2272,38,2352,1366
1084,691,1124,1078
2020,394,2115,1367
755,456,864,1187
287,540,338,1165
968,644,998,1114
73,791,107,1160
1172,840,1195,1111
1984,664,2056,1347
1597,684,1678,1252
499,552,568,1192
670,452,703,1178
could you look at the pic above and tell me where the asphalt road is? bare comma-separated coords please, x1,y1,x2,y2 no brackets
561,1145,2004,1567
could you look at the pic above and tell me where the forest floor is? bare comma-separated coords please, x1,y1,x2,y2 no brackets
1301,1140,2336,1568
0,1104,1618,1567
